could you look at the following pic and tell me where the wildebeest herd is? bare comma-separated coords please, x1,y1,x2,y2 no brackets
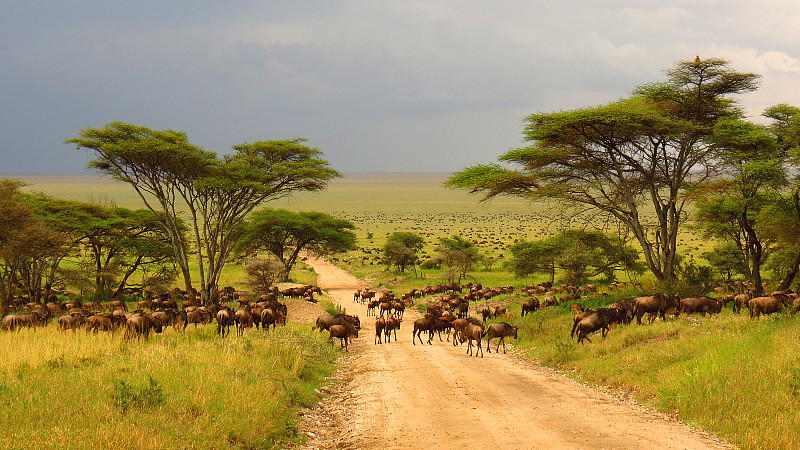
0,284,324,339
313,280,800,356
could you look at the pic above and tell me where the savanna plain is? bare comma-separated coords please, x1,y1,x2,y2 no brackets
5,173,798,449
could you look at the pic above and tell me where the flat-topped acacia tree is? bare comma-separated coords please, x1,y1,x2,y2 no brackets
68,123,339,304
448,58,759,283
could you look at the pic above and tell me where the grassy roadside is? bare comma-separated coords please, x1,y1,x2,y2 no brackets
485,290,800,450
0,323,338,449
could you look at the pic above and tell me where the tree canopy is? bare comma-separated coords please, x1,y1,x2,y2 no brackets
448,58,759,284
383,232,424,273
508,229,643,285
236,209,356,276
68,123,339,304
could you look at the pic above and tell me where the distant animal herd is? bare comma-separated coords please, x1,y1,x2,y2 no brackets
314,280,800,357
4,277,795,359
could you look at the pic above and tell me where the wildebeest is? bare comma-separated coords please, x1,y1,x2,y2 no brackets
733,291,752,314
521,297,539,316
313,314,360,332
216,308,235,337
329,323,360,352
375,317,386,344
633,293,680,324
575,308,623,344
412,317,438,345
125,314,163,340
385,315,401,342
480,305,493,322
58,313,85,332
186,309,211,328
678,297,722,317
260,308,285,330
748,295,790,318
234,308,252,336
0,315,19,331
570,308,596,339
462,323,484,357
484,322,518,354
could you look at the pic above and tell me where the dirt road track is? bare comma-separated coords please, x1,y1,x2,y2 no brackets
299,257,732,449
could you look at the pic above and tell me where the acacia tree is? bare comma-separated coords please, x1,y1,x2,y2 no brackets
762,104,800,289
236,209,356,276
435,235,483,283
28,196,178,300
447,58,759,284
508,229,642,285
68,123,339,304
0,181,73,305
694,118,784,294
383,232,424,273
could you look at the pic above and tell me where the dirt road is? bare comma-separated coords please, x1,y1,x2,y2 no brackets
299,257,732,449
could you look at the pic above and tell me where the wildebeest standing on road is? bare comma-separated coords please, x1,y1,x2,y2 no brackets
485,322,518,354
329,324,360,352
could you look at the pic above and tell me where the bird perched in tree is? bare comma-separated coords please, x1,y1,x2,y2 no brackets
695,55,700,62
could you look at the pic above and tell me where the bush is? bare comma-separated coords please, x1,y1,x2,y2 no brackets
111,376,167,413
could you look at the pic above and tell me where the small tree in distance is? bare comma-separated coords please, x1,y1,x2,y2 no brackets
435,235,483,283
244,257,286,295
236,209,356,277
383,232,424,273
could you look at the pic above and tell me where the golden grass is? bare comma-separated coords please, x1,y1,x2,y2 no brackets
0,323,338,449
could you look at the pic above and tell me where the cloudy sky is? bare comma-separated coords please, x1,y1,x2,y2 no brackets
2,0,800,174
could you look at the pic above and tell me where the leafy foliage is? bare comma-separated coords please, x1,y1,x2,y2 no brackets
449,58,760,283
69,124,339,304
383,232,424,273
236,209,356,276
508,229,643,284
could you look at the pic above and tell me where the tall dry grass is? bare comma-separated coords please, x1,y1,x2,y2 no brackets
0,322,337,449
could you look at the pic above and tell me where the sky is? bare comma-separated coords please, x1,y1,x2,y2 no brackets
2,0,800,175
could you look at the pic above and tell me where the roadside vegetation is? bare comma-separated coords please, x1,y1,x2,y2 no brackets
0,321,338,448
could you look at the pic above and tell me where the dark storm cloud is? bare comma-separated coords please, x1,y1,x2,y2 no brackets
2,1,799,174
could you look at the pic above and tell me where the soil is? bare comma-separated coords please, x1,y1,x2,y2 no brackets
295,256,734,449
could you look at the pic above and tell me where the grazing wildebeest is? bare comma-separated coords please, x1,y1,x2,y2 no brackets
575,308,623,344
125,314,163,340
678,297,722,317
260,308,285,330
0,315,19,331
186,309,211,328
329,324,359,352
521,297,539,316
633,293,680,324
748,295,790,318
485,322,518,354
462,323,484,358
